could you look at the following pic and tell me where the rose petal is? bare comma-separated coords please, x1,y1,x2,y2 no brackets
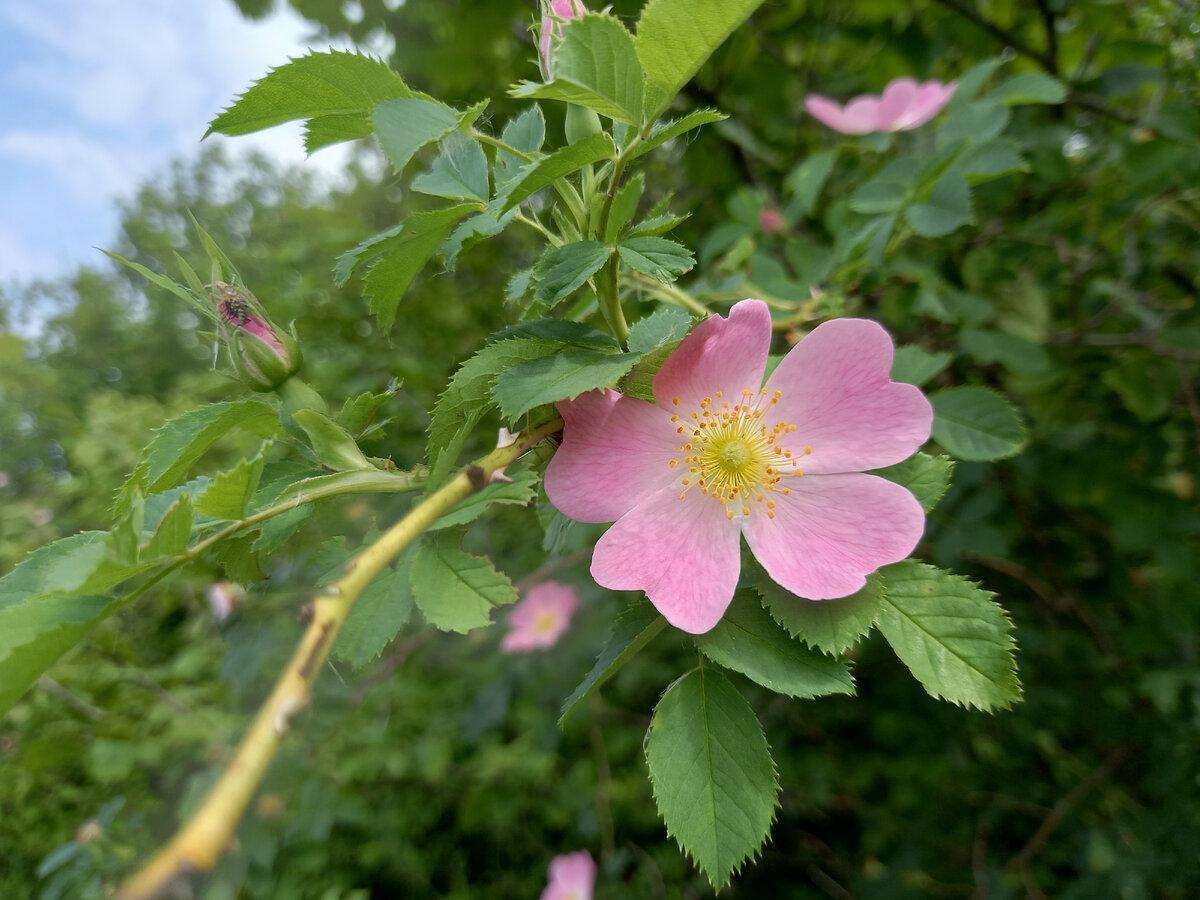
743,472,925,600
764,318,932,473
805,94,862,134
546,389,680,523
653,298,771,411
541,850,596,900
876,77,919,130
894,80,957,129
591,487,742,634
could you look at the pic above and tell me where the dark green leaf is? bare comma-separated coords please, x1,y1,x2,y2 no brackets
891,345,954,386
906,172,973,237
532,240,613,307
618,236,695,283
334,547,416,668
605,172,645,242
560,600,665,724
931,386,1026,460
431,470,540,529
627,306,693,354
492,348,641,420
784,150,837,219
501,132,617,211
758,570,886,656
869,452,955,512
988,72,1067,105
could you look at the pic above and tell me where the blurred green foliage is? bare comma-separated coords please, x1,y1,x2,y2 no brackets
2,0,1199,897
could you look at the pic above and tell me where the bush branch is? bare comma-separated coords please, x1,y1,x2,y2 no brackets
114,418,563,900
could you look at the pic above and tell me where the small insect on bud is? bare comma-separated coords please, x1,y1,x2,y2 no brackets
208,282,303,392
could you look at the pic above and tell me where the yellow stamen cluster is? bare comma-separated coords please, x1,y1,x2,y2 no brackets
669,388,812,520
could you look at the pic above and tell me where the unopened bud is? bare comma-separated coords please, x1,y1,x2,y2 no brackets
565,104,604,144
209,283,302,392
539,0,587,78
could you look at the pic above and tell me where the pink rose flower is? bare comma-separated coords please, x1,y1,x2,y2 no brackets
540,0,586,77
501,581,580,652
544,300,933,634
805,77,957,135
539,850,596,900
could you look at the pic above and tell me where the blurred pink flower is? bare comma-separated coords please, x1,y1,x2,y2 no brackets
540,850,596,900
540,0,586,77
758,208,785,235
805,77,957,135
545,300,932,634
206,581,244,623
501,582,580,652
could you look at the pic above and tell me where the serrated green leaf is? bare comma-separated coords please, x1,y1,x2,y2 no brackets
196,454,266,520
372,97,461,174
292,409,375,471
442,208,517,268
513,14,645,124
758,570,886,656
333,547,415,668
491,319,618,348
618,236,695,283
501,132,617,211
363,203,482,331
628,211,689,238
333,222,406,286
0,533,113,610
335,379,402,439
431,471,540,529
304,113,375,152
876,560,1021,710
988,71,1066,106
646,666,779,889
629,108,726,159
891,345,953,386
409,532,516,633
532,240,613,307
696,593,854,697
627,306,693,355
411,131,490,201
606,172,645,242
493,349,639,421
869,452,954,512
784,149,837,219
121,401,281,506
427,338,561,475
0,594,122,718
101,251,209,318
207,50,410,137
494,106,547,189
620,340,679,401
141,494,194,560
931,386,1026,461
635,0,765,117
560,600,664,724
906,171,973,237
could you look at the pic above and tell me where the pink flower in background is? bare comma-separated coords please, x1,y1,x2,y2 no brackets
545,300,932,634
501,582,580,652
540,850,596,900
805,77,957,135
206,581,244,623
758,208,786,235
540,0,587,77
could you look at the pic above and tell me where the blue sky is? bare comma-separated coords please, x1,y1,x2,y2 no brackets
0,0,371,286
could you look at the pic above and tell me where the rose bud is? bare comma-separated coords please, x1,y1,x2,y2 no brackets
208,282,302,392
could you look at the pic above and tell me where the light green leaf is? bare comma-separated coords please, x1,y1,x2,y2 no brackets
334,547,415,669
304,114,375,152
101,251,209,318
291,409,375,471
493,349,640,421
906,171,973,237
988,72,1067,106
410,532,517,633
784,150,837,219
628,211,689,238
937,100,1010,149
758,571,886,657
617,236,695,283
627,306,693,355
431,471,540,529
513,14,645,124
363,203,483,331
501,132,617,211
931,386,1026,461
494,106,546,189
948,58,1004,107
206,50,410,137
0,533,119,610
629,108,726,159
560,600,665,725
957,138,1029,184
335,379,402,439
442,208,517,268
372,97,461,174
646,666,778,889
635,0,765,117
333,222,406,286
605,172,645,242
869,452,955,512
141,494,194,560
0,594,122,719
411,131,490,201
532,240,614,307
196,454,266,520
891,345,953,386
849,157,921,214
696,593,854,697
876,560,1021,710
121,401,281,506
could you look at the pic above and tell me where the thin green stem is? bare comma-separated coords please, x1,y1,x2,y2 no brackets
627,271,712,318
514,211,560,245
470,129,533,163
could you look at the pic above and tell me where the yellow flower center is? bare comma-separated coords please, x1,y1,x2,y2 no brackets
669,388,811,520
533,611,558,634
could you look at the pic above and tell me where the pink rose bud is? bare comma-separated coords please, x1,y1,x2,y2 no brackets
805,77,957,135
209,282,302,392
758,208,786,235
540,0,587,78
539,850,596,900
